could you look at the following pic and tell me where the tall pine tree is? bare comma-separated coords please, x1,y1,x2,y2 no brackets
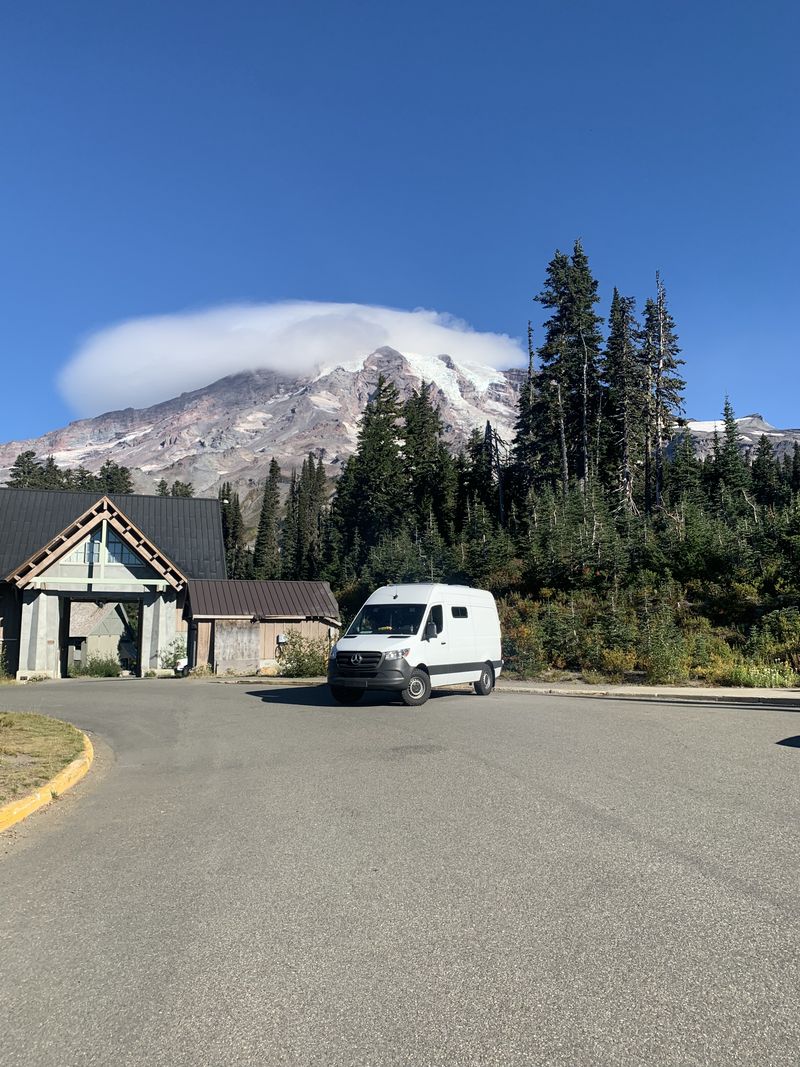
534,240,604,493
252,458,282,579
601,289,646,512
641,274,685,511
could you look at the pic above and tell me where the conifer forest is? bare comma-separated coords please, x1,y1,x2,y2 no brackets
8,242,800,684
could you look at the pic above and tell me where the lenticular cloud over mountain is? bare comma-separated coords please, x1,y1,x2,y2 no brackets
58,301,525,416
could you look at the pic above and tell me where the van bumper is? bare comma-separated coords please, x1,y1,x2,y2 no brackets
327,659,412,691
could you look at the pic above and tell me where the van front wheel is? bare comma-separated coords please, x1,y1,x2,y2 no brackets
401,669,431,707
473,664,494,696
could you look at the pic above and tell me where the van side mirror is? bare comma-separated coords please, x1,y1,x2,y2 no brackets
424,620,437,640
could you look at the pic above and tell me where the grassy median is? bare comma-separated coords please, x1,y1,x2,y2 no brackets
0,713,85,805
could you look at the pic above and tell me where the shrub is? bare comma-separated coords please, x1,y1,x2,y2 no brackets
0,643,9,679
599,647,636,682
69,655,121,678
713,659,799,689
747,608,800,669
278,632,329,677
189,663,213,678
639,605,689,684
499,601,546,676
159,636,187,671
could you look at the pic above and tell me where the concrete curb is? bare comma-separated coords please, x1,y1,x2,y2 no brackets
494,684,800,706
0,731,94,833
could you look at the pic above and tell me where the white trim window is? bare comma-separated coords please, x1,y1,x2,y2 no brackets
64,531,102,565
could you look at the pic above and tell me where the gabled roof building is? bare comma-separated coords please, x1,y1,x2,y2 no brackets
0,489,226,679
0,488,339,679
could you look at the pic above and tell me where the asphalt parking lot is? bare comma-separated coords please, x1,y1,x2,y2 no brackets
1,680,798,1066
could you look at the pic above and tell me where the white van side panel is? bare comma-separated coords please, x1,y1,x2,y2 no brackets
424,591,502,689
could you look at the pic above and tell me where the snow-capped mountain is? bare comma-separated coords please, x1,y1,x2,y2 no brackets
684,414,800,460
3,349,796,516
0,348,524,504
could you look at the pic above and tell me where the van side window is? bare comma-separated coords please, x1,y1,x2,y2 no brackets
428,604,444,634
451,606,468,619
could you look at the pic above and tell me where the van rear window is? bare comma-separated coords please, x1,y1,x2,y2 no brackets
451,606,468,619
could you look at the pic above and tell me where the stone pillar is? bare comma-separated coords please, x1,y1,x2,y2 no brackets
17,590,61,679
139,591,178,674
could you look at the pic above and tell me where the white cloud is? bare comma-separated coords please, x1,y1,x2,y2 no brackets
57,301,525,415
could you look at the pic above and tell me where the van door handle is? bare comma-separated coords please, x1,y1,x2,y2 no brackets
440,640,447,645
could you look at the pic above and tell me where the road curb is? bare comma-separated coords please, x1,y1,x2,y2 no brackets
495,685,800,706
0,731,94,833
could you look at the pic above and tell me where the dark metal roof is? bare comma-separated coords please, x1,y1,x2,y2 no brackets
187,579,340,621
0,489,226,581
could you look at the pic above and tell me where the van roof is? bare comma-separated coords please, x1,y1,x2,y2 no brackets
366,583,492,603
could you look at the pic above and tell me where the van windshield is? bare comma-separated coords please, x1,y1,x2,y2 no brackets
344,603,426,637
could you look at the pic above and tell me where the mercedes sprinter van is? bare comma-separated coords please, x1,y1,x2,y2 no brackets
327,583,502,706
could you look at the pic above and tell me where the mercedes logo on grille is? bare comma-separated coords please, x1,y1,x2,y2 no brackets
351,653,362,664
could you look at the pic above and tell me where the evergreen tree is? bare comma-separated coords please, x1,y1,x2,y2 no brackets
252,458,282,580
331,374,406,561
601,289,646,511
40,456,66,489
170,480,194,497
219,483,249,578
455,427,497,528
97,459,134,494
664,431,702,504
751,434,780,508
534,240,604,492
156,479,170,496
294,454,327,579
508,323,541,501
403,382,456,539
641,274,685,510
7,450,45,488
280,471,300,579
715,397,750,507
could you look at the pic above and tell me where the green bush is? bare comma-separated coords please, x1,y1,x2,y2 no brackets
639,605,689,684
599,647,636,681
69,655,121,678
278,632,329,677
713,659,799,689
159,636,187,671
747,608,800,669
0,643,9,679
498,597,547,676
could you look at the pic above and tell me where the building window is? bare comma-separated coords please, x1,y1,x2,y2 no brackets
106,531,144,568
65,532,102,565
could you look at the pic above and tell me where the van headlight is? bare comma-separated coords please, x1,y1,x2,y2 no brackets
329,643,338,660
383,648,410,661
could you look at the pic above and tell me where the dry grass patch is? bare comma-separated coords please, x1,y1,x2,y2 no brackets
0,713,85,805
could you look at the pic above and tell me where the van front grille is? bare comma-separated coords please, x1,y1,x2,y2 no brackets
335,651,382,677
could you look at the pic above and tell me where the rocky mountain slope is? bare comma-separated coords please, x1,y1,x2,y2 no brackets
0,348,524,501
2,348,796,512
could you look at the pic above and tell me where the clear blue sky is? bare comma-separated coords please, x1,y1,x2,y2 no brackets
1,0,798,440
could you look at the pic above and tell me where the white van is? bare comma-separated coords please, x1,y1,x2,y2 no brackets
327,583,502,706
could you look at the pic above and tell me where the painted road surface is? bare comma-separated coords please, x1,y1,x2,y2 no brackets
1,680,798,1066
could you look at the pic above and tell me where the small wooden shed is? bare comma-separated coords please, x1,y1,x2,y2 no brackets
186,579,340,674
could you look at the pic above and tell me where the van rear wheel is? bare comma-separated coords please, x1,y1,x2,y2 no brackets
473,664,494,696
401,669,431,707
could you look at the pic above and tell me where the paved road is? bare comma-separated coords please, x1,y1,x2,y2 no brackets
1,680,798,1066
